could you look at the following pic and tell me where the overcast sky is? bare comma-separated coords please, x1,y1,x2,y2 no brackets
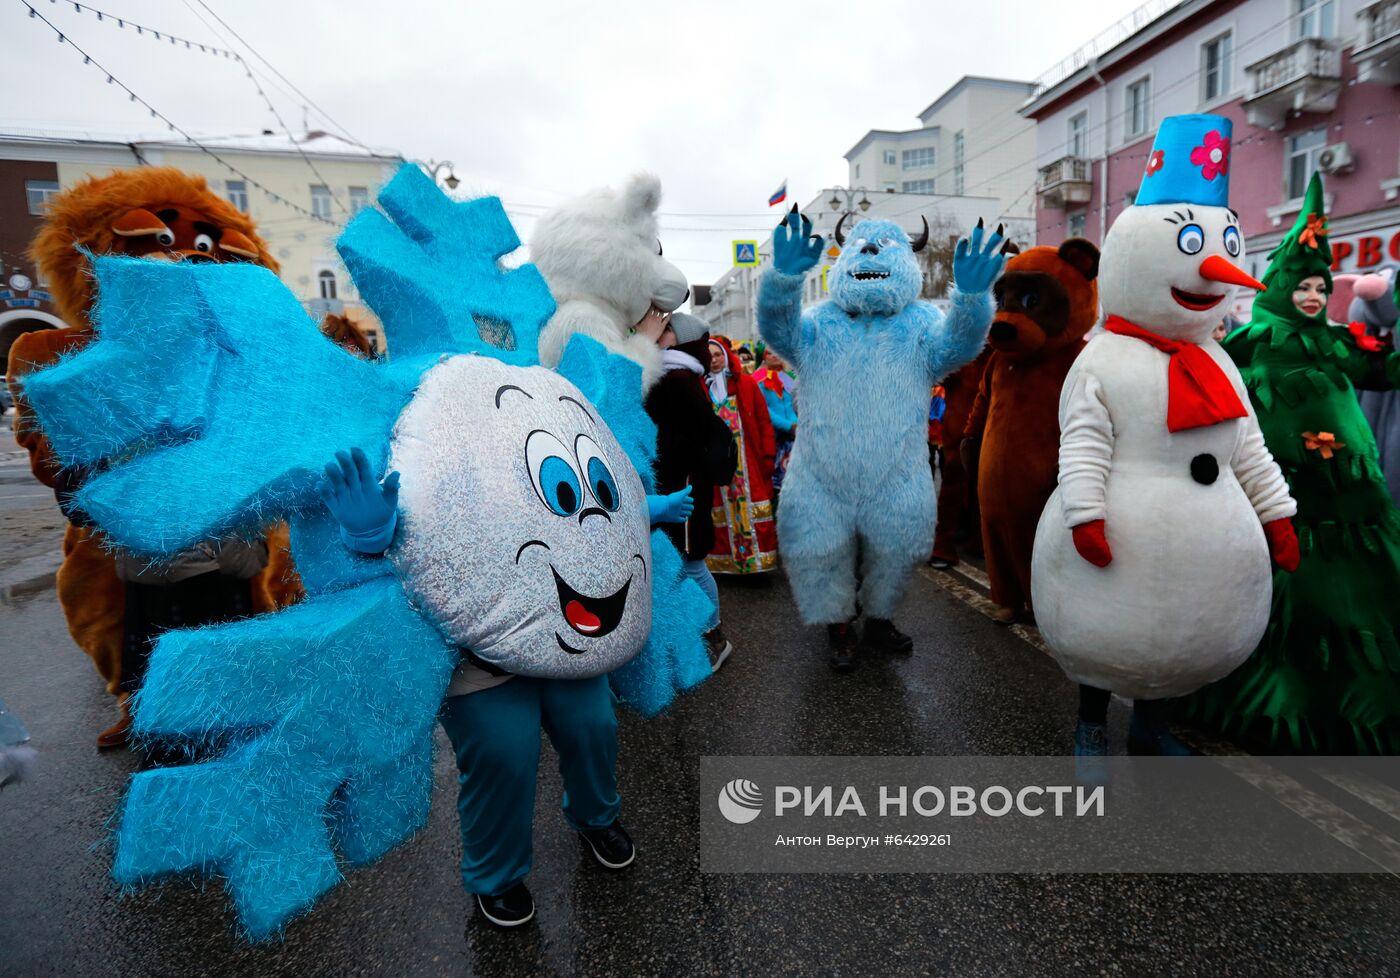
1,0,1146,288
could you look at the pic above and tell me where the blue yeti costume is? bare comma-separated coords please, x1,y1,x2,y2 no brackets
757,209,1004,648
20,163,711,938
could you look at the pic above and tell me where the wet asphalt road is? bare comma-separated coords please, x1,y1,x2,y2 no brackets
2,540,1400,977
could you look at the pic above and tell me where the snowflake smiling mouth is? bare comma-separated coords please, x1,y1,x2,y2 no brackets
553,566,632,653
850,271,890,281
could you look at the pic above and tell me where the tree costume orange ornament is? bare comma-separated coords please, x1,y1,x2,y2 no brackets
7,167,301,744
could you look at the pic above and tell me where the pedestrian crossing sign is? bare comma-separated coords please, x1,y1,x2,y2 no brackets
733,241,759,266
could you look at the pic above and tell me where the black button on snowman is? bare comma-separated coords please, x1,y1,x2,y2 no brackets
1190,453,1219,485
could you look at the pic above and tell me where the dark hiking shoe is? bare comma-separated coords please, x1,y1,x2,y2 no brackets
581,821,636,870
476,882,534,928
703,626,733,672
1127,710,1194,757
862,617,913,654
827,622,858,673
1073,720,1109,784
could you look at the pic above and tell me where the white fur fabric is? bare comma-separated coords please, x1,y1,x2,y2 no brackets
389,355,652,678
1031,334,1295,698
532,173,689,390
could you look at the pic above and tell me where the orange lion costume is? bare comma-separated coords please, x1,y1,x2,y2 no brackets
7,167,301,743
964,239,1100,622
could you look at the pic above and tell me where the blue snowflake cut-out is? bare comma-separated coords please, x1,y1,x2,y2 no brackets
20,163,711,939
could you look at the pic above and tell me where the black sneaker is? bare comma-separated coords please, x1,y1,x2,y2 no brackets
862,617,913,654
827,622,857,673
580,821,636,870
476,882,534,928
926,555,955,570
703,626,733,672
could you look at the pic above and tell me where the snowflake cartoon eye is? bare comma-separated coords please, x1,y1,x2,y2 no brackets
1177,224,1205,255
1223,225,1241,257
526,429,583,517
576,433,620,512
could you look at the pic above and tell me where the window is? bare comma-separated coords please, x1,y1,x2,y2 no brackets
855,164,861,179
883,150,896,165
1292,0,1335,39
1068,112,1088,157
226,179,249,212
1068,211,1086,237
348,186,370,215
902,179,936,193
1201,32,1233,102
883,182,898,192
1286,128,1327,200
1124,77,1151,141
310,184,333,220
317,268,338,300
902,147,935,170
25,179,59,215
953,131,965,195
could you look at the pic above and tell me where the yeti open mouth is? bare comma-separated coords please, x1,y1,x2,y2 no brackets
850,271,890,281
1170,287,1225,311
552,566,631,651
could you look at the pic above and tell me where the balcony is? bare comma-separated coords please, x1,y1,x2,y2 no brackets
1242,36,1342,129
1036,155,1093,208
1354,0,1400,85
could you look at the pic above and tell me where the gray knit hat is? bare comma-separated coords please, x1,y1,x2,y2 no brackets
668,312,710,346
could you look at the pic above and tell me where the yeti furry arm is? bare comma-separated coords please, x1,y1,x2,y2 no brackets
539,300,662,390
1056,354,1115,528
1231,405,1296,525
757,269,813,370
920,289,994,382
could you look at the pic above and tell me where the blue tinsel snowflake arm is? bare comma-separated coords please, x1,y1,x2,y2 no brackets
337,163,555,363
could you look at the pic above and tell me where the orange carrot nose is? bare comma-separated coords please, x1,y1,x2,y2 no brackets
1199,254,1266,291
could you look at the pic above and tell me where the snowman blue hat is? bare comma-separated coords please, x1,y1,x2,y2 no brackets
1135,113,1232,208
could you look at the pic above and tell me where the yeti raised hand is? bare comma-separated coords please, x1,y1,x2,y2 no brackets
772,206,824,276
953,219,1009,295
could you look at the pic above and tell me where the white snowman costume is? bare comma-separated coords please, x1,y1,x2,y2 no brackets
1031,114,1296,701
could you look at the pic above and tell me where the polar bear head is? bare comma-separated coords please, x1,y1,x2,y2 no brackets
531,173,689,332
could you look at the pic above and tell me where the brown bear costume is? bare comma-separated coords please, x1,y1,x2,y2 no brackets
964,239,1100,622
7,167,301,746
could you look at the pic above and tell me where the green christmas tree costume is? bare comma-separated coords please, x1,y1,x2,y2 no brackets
1181,173,1400,753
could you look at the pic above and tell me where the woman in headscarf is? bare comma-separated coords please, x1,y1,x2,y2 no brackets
706,336,778,575
1178,174,1400,754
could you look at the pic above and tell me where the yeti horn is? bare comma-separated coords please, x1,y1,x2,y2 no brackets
908,216,929,253
834,212,849,247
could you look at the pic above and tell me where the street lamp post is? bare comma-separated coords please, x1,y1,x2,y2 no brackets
419,159,460,191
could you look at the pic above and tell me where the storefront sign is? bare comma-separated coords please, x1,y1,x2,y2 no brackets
1330,225,1400,272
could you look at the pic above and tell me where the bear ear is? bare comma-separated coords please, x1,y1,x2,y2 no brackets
621,173,663,220
1058,238,1100,282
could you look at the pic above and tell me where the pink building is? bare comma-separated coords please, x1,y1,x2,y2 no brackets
1022,0,1400,315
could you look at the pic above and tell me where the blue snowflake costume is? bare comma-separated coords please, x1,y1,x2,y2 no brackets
757,210,1004,638
20,164,711,938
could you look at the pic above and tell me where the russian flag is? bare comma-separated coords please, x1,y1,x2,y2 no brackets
768,179,787,207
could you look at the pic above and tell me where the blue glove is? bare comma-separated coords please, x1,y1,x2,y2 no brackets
317,447,400,554
647,486,695,526
952,218,1008,295
771,205,824,276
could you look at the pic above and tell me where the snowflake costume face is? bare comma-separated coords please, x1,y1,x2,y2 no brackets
20,163,711,938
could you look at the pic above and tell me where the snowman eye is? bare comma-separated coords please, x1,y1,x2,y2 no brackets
1177,224,1205,255
525,430,582,517
1223,225,1241,257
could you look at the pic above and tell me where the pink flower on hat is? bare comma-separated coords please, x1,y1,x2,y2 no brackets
1145,150,1165,178
1190,130,1230,181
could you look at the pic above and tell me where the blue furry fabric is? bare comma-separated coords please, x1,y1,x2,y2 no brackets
757,218,994,624
21,163,709,938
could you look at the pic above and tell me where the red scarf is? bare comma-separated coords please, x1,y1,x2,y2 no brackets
1103,315,1247,432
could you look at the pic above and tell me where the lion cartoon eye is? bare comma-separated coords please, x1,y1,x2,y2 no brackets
525,430,583,517
575,434,620,512
193,233,216,253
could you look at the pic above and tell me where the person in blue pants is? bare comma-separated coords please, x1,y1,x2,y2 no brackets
318,447,693,928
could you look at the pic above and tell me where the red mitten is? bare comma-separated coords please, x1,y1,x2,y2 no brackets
1071,519,1113,568
1263,517,1300,572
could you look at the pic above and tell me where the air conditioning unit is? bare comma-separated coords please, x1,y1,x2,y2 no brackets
1318,143,1355,175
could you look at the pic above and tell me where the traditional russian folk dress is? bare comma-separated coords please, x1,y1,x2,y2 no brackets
1181,175,1400,753
707,346,778,575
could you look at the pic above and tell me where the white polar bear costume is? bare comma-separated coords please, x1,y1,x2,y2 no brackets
1031,114,1296,700
532,173,689,391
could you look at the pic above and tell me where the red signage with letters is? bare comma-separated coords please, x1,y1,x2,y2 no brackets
1330,226,1400,272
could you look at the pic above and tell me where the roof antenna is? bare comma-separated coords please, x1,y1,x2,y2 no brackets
302,104,309,135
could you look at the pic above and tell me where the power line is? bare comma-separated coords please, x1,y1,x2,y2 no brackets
192,0,370,152
19,0,341,227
